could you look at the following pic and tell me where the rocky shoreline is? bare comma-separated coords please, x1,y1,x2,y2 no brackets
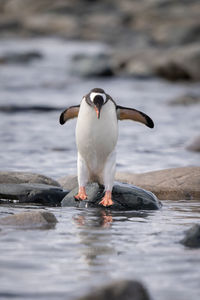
0,167,199,208
0,0,200,81
0,170,161,210
0,167,199,213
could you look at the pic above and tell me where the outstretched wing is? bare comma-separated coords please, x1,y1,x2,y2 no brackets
117,105,154,128
59,105,80,125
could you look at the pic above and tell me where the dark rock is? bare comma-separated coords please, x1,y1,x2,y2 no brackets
0,183,68,207
0,51,42,64
0,171,61,187
186,136,200,152
0,19,22,32
76,280,150,300
169,94,200,106
21,189,67,206
0,105,63,113
70,53,114,77
61,182,161,211
0,211,58,229
154,44,200,81
181,224,200,248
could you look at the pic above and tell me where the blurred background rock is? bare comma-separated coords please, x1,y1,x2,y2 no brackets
0,0,200,80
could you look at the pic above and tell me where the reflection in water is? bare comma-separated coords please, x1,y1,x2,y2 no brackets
74,209,113,228
73,208,149,267
73,209,114,267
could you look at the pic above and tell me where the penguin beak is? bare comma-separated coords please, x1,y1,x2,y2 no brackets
93,95,104,119
94,105,101,119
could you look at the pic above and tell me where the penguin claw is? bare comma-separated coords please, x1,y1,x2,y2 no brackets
99,191,113,207
74,187,87,201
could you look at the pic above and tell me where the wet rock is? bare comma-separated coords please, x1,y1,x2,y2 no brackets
22,189,67,206
186,136,200,152
70,53,114,77
169,94,200,106
0,171,61,187
0,211,58,229
181,224,200,248
58,175,78,191
61,182,161,211
76,280,150,300
0,183,67,206
154,44,200,81
0,51,42,64
116,167,200,200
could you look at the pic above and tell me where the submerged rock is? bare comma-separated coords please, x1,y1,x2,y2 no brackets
0,183,67,206
61,182,161,211
0,211,57,229
0,171,60,187
76,280,150,300
181,224,200,248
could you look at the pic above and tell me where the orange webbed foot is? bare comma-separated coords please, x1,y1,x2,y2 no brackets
99,191,113,207
74,187,87,201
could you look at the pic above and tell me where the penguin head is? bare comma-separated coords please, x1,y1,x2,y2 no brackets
87,88,107,119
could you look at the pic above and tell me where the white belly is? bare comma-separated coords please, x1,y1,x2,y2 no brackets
76,100,118,177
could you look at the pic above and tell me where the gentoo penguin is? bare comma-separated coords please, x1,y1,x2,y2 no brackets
59,88,154,207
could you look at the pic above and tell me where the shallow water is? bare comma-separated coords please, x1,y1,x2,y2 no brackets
0,202,200,300
0,38,200,300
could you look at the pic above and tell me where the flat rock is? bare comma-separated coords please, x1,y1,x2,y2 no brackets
181,224,200,248
116,167,200,200
0,183,67,206
58,175,78,191
76,280,150,300
59,167,200,201
0,211,58,229
61,182,161,211
0,171,61,187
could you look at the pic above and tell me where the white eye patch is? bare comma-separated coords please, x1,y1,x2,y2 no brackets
90,92,106,103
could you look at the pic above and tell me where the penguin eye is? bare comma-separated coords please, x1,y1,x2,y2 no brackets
90,92,106,103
